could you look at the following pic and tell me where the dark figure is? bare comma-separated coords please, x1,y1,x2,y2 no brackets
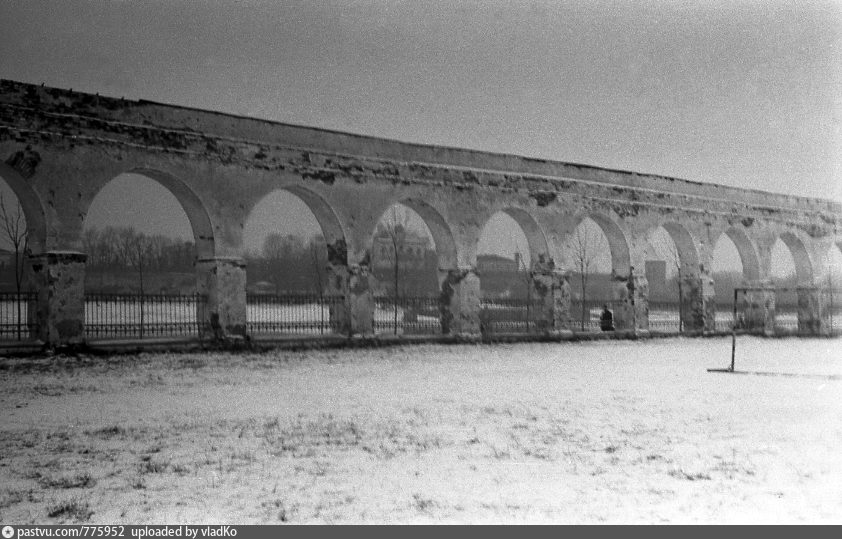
600,304,614,331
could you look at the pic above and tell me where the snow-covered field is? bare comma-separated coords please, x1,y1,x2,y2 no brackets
1,337,840,524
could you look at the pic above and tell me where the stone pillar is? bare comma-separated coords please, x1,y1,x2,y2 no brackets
797,287,827,336
737,282,775,335
439,267,480,336
326,264,374,336
531,269,572,334
28,251,87,346
681,271,716,332
612,270,649,334
196,257,247,340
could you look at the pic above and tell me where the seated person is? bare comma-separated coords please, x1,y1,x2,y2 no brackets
600,304,614,331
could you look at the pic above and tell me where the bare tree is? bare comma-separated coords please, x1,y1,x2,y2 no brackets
515,249,534,332
572,224,598,331
115,228,151,337
262,233,303,294
378,206,412,334
0,194,29,339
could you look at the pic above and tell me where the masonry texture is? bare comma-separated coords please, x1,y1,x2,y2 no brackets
1,80,841,346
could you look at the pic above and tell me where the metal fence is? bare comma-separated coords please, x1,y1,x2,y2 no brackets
0,292,35,341
11,288,841,345
647,301,682,333
569,300,629,333
569,300,602,332
714,308,734,333
247,293,344,335
85,293,207,339
374,295,441,335
480,296,545,334
728,287,842,336
773,303,800,334
824,288,842,335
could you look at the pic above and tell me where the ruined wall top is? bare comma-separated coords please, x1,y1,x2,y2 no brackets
1,78,839,217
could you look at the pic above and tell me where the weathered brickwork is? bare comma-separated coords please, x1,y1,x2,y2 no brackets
1,80,840,346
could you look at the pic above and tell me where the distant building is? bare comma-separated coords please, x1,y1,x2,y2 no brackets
477,252,523,273
0,248,13,270
372,226,438,296
477,253,527,298
372,226,432,270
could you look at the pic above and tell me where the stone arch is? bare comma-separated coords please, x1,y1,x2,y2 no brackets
775,230,813,285
0,162,48,253
122,168,216,259
280,185,348,266
715,227,761,281
658,221,700,271
498,207,551,268
397,198,458,270
824,241,842,285
573,211,632,278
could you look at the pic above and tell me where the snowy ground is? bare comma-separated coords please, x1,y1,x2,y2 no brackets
0,337,840,524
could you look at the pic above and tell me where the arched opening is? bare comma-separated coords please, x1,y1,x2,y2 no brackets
0,172,42,341
712,228,760,282
567,215,620,331
0,162,47,255
769,238,798,286
769,232,813,332
774,232,812,286
242,187,346,336
711,228,760,330
370,202,443,335
82,172,211,339
826,244,842,333
645,225,691,332
826,244,842,289
476,209,549,334
477,211,532,299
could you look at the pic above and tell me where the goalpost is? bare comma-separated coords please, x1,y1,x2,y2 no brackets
713,285,838,373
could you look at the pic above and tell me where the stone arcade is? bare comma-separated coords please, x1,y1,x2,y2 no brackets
1,80,840,346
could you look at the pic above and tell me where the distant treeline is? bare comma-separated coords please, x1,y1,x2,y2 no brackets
64,227,825,301
84,226,195,272
244,234,328,294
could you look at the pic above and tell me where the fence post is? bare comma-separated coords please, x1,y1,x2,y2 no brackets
28,251,87,347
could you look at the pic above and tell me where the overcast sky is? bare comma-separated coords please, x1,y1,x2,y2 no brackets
1,0,840,271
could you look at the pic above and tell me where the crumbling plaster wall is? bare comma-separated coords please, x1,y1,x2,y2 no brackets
2,80,842,342
4,131,840,291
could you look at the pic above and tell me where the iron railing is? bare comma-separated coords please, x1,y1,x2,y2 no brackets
823,288,842,335
729,287,842,336
569,300,623,333
773,304,799,334
0,292,36,341
374,295,441,335
480,296,545,334
8,288,840,345
713,309,734,333
85,293,207,339
247,293,343,335
647,301,682,333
